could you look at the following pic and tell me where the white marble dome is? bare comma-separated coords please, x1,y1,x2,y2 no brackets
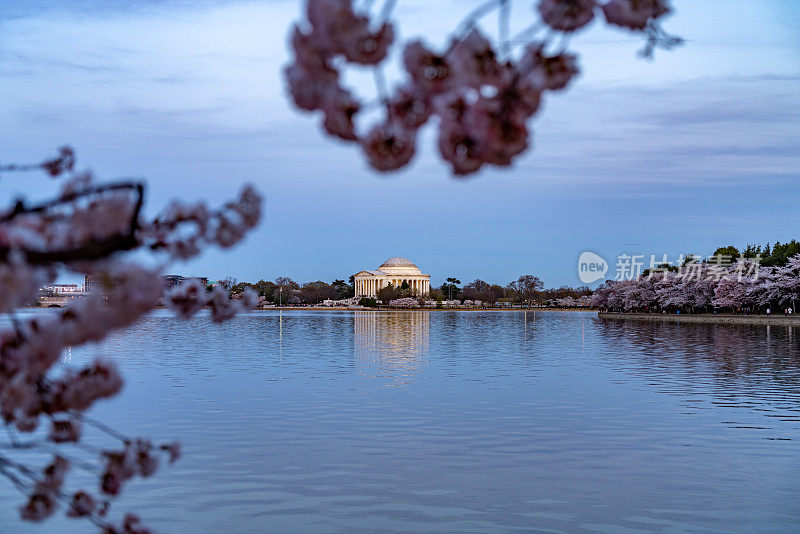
378,257,421,275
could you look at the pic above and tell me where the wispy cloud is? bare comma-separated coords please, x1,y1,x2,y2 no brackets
0,0,798,285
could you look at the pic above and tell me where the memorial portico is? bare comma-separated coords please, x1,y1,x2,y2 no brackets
354,257,430,298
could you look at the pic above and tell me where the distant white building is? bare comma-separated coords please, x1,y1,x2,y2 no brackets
353,257,431,298
43,283,82,294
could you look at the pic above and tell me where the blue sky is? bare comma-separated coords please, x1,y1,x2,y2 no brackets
1,0,798,288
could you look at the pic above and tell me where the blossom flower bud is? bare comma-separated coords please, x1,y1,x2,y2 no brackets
48,418,82,443
19,490,57,522
41,146,75,177
160,441,181,464
42,455,70,490
122,513,153,534
67,491,96,518
101,468,123,496
133,440,159,478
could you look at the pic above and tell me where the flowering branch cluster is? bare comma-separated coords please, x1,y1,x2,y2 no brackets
140,184,261,260
591,255,800,313
285,0,680,176
0,147,263,531
165,278,261,322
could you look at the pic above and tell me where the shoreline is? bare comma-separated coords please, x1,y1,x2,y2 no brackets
28,305,596,312
258,307,596,312
598,312,800,326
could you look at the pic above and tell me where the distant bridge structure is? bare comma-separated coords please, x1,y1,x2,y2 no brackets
38,295,87,308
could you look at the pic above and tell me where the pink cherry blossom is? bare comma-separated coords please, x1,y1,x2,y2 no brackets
165,278,208,318
388,84,432,130
284,0,682,175
341,22,395,65
519,45,580,91
55,359,124,412
538,0,597,32
601,0,671,31
41,456,70,490
306,0,357,54
19,491,57,522
284,63,340,112
466,97,531,166
713,276,747,310
207,286,259,323
447,29,507,88
120,513,153,534
499,70,543,117
66,491,96,518
322,88,361,141
41,146,75,177
160,441,182,464
388,297,420,308
290,25,334,73
403,40,454,96
361,122,417,171
48,418,82,443
306,0,394,65
438,118,485,176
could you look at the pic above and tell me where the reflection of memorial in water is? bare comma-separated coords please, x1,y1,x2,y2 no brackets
353,311,430,386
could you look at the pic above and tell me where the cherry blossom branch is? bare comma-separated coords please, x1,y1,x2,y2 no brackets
286,0,682,175
0,147,260,531
0,147,75,178
74,413,129,444
499,0,510,58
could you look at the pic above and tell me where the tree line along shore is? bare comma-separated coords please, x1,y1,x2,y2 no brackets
33,240,800,313
222,274,592,309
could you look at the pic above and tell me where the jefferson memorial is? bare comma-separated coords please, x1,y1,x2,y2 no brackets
354,257,431,298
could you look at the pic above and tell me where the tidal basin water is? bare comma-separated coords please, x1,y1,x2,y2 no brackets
3,310,800,533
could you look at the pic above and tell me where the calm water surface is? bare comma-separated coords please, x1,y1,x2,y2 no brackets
3,310,800,533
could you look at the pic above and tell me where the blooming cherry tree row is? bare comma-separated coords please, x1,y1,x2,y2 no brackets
591,256,800,313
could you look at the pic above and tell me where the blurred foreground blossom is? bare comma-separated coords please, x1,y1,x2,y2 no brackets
285,0,680,176
0,147,262,531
